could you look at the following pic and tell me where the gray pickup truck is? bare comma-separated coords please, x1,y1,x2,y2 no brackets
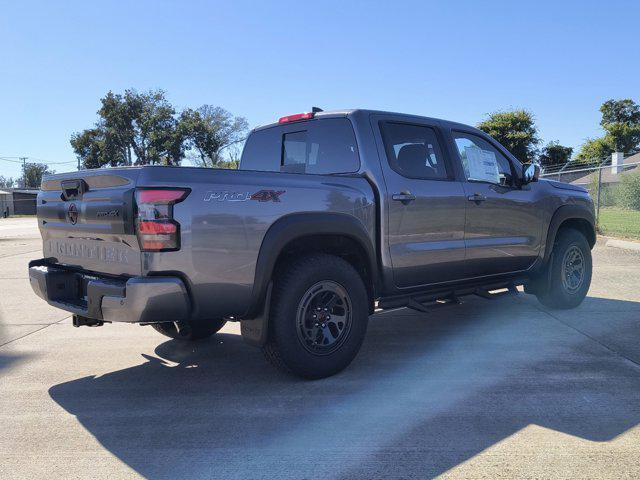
29,109,595,378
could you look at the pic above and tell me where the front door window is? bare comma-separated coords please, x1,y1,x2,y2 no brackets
453,132,514,186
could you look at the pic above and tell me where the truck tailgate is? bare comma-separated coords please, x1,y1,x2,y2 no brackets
37,169,142,276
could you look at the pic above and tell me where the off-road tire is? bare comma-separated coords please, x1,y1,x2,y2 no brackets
263,254,369,379
151,319,226,341
536,228,592,309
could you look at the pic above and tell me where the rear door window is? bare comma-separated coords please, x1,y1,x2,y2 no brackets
379,122,449,180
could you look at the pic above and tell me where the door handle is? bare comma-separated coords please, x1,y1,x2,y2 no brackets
392,192,416,204
467,193,487,203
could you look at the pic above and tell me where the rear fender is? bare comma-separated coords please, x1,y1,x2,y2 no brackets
240,212,377,345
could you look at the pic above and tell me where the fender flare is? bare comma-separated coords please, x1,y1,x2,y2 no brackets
243,212,377,321
542,204,596,264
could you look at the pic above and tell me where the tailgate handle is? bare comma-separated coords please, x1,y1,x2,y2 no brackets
61,179,88,201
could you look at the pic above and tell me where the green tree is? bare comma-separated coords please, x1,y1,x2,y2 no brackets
22,163,53,188
71,90,247,169
576,99,640,163
70,128,104,169
600,99,640,125
0,176,15,188
539,141,573,168
477,109,540,163
179,105,248,168
71,89,184,168
99,89,183,165
215,145,243,169
574,136,615,164
600,99,640,153
70,127,115,169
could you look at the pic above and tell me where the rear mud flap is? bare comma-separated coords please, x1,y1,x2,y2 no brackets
240,282,272,347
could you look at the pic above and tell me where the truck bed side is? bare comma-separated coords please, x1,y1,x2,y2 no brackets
135,166,376,319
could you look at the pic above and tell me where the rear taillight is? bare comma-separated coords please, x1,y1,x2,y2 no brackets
135,188,189,251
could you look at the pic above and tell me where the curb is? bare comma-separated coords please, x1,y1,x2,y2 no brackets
604,237,640,252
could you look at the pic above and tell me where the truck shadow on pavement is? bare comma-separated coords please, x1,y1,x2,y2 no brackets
0,326,27,374
49,294,640,479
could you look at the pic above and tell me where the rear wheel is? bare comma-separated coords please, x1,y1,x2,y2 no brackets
151,319,226,341
263,254,369,379
536,228,592,309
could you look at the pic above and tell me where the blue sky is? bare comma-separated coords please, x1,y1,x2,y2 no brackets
1,0,638,179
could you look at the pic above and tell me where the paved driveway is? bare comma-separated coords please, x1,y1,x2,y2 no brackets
1,217,639,479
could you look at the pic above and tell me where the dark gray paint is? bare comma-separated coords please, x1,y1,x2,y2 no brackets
369,114,467,287
31,109,595,323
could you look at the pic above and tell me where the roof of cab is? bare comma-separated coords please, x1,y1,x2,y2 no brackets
252,109,480,134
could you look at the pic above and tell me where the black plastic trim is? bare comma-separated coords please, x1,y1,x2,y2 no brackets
542,204,596,263
28,259,126,319
244,212,377,319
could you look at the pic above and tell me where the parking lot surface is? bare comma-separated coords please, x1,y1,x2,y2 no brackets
1,217,639,479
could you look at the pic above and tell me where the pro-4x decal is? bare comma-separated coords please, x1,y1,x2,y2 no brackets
204,189,285,203
250,190,285,202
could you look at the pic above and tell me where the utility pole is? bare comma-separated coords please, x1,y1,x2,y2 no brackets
19,157,28,188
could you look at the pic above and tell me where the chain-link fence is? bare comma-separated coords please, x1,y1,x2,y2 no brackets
540,153,640,240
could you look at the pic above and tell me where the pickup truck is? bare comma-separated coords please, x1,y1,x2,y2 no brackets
29,109,595,378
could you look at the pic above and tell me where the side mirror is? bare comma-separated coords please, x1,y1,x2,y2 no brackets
522,163,540,184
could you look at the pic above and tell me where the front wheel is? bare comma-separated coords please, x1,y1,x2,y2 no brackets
263,254,369,379
151,319,226,341
536,228,592,309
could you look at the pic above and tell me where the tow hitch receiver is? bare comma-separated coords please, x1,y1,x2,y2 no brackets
72,314,104,328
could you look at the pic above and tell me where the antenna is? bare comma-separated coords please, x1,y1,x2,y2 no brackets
311,107,324,113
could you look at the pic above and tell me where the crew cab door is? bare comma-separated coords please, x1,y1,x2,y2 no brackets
373,117,466,289
448,129,543,277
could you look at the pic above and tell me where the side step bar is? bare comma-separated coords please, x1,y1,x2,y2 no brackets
474,284,519,300
405,293,462,313
378,282,521,314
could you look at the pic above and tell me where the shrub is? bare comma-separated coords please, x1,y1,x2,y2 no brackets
588,176,616,207
615,170,640,210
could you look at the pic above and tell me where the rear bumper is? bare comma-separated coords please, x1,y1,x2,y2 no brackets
28,259,190,323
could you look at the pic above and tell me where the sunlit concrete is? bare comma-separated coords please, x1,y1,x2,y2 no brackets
1,217,639,479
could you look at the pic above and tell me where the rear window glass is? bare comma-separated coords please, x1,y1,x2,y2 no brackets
240,127,281,171
282,131,308,173
240,118,359,174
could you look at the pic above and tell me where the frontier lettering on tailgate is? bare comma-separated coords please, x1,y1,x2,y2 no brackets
46,240,129,264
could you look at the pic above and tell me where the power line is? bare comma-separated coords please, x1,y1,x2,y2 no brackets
26,156,77,165
0,156,78,189
0,156,76,165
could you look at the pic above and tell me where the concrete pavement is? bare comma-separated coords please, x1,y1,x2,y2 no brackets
1,217,639,479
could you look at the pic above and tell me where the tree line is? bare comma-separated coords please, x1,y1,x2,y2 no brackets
6,91,637,189
477,98,640,168
1,89,250,189
71,90,639,171
70,89,248,169
0,163,54,189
